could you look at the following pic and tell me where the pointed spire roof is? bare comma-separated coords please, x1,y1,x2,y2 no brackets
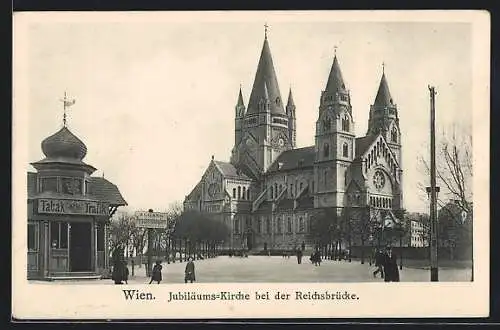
325,55,347,93
246,36,285,115
286,87,295,107
237,86,245,107
374,72,394,107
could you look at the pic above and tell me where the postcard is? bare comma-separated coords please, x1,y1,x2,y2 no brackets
12,10,490,319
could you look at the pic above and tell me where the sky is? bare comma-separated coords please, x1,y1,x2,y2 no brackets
18,12,474,214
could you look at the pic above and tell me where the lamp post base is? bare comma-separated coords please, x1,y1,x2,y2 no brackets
430,267,439,281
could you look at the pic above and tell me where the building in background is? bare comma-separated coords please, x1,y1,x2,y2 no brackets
27,121,127,280
184,28,404,250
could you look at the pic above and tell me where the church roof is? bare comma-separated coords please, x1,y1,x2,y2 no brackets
373,72,394,107
186,181,202,201
27,172,127,206
355,135,377,159
214,161,252,180
246,37,285,115
325,55,347,93
267,146,315,173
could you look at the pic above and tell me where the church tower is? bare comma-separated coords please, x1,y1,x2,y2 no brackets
314,54,356,209
234,87,245,147
286,88,297,149
366,67,402,166
231,27,292,178
366,66,403,209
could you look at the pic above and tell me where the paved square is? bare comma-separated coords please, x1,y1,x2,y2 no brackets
31,256,472,284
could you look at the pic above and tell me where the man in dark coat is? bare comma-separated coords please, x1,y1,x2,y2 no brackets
296,248,303,264
149,260,163,284
185,257,196,283
383,247,400,282
373,250,385,279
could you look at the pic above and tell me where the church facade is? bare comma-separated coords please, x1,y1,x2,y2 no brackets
184,31,404,251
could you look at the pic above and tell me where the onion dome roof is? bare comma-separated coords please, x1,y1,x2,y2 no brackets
41,126,87,160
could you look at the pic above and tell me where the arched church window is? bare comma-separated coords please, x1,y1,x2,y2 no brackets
275,183,278,198
247,189,251,200
323,143,330,158
287,218,292,233
238,186,241,199
342,116,350,131
276,97,281,105
233,188,236,198
391,127,398,143
242,187,246,200
343,143,349,157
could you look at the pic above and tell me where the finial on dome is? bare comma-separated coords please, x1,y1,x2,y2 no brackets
59,91,76,127
382,61,385,74
264,23,269,40
334,45,338,57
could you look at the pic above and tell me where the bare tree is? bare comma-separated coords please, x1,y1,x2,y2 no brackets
418,124,472,214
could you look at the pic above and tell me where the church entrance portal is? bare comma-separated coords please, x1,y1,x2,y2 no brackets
70,222,92,272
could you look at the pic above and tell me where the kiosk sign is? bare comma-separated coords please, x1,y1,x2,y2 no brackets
135,211,169,229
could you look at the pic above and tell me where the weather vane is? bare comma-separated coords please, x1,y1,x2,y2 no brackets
334,45,338,56
264,23,269,39
59,91,76,127
382,62,385,74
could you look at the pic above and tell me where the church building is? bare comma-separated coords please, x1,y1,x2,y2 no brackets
27,107,127,280
184,28,403,251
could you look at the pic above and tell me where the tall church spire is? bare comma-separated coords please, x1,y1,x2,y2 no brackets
286,87,295,108
237,85,245,107
246,26,285,115
325,55,347,93
374,71,394,107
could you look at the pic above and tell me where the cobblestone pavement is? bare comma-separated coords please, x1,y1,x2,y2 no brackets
30,256,472,284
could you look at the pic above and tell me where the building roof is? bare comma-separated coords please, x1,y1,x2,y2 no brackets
267,146,315,173
41,126,88,161
325,55,347,93
373,72,394,107
246,37,285,115
27,172,127,206
214,161,252,180
355,135,377,159
87,177,128,206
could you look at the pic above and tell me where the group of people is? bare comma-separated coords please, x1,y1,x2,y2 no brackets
111,245,197,285
309,250,322,266
373,247,400,282
148,257,196,284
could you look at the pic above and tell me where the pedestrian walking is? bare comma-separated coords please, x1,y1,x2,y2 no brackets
149,260,163,284
123,261,129,284
373,249,385,279
296,248,303,264
185,257,196,283
383,247,400,282
111,245,125,285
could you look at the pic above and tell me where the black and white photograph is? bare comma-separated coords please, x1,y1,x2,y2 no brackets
12,11,489,319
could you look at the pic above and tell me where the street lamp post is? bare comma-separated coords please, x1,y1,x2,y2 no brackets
428,85,439,282
399,225,403,270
